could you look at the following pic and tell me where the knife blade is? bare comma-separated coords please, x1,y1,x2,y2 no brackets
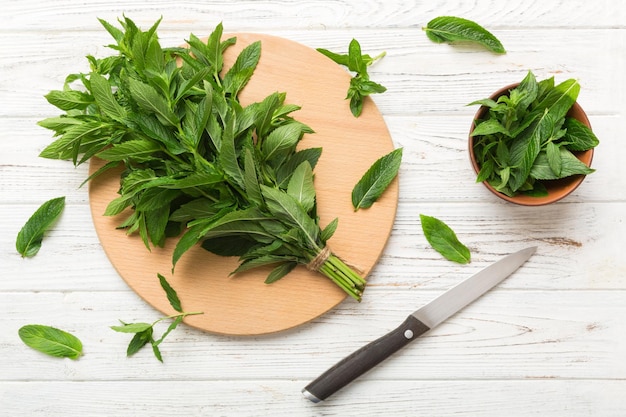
302,246,537,403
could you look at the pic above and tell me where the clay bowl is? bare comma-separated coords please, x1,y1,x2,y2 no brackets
468,83,594,206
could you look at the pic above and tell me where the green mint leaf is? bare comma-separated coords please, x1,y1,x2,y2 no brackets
349,89,364,117
546,142,562,177
275,147,322,187
44,90,94,111
18,324,83,360
352,148,402,211
110,322,154,334
16,196,65,257
530,148,595,180
223,40,261,97
348,39,366,74
320,217,339,243
126,327,153,356
154,316,185,348
419,214,471,264
262,123,304,162
88,72,127,122
264,262,298,284
534,79,580,121
128,78,180,127
151,340,164,362
243,148,263,207
315,48,349,66
157,273,183,313
423,16,506,54
207,22,225,73
96,139,162,162
218,116,245,189
98,17,125,44
470,119,512,137
287,161,316,213
172,223,206,268
516,70,539,110
261,186,319,248
562,117,600,151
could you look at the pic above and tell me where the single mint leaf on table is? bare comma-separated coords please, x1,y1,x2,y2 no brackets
420,214,471,264
16,196,65,257
352,148,402,211
423,16,506,54
18,324,83,360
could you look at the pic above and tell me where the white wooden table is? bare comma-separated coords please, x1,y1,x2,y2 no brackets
2,1,625,415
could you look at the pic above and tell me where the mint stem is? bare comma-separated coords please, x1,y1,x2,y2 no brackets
317,253,366,302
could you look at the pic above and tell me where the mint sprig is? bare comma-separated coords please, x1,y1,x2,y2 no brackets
111,273,202,362
317,39,387,117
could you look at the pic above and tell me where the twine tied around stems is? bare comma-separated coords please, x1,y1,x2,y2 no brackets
306,246,365,275
306,246,331,271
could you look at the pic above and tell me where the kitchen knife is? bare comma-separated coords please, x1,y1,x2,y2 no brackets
302,246,536,403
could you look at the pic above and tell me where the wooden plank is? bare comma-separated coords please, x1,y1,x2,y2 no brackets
2,289,625,380
0,28,623,118
2,0,625,31
3,199,626,291
2,379,625,416
1,112,620,205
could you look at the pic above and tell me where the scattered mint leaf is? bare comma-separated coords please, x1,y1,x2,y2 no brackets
423,16,506,54
352,148,402,211
420,214,471,264
18,324,83,360
16,196,65,257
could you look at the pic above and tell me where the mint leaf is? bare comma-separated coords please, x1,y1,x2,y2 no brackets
16,196,65,257
18,324,83,360
157,273,183,313
352,148,402,211
420,214,471,264
89,72,127,122
424,16,506,54
110,322,154,333
563,117,600,151
287,161,316,213
530,148,595,180
223,40,261,97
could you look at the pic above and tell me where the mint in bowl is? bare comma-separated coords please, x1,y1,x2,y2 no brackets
468,71,599,206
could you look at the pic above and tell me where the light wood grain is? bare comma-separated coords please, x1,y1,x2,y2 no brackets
2,1,625,415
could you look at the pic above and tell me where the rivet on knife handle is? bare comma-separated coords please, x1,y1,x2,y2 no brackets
302,315,430,403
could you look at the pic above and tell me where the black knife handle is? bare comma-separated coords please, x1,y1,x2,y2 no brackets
302,315,430,402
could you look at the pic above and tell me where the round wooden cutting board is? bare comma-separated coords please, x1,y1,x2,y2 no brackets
88,33,398,335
